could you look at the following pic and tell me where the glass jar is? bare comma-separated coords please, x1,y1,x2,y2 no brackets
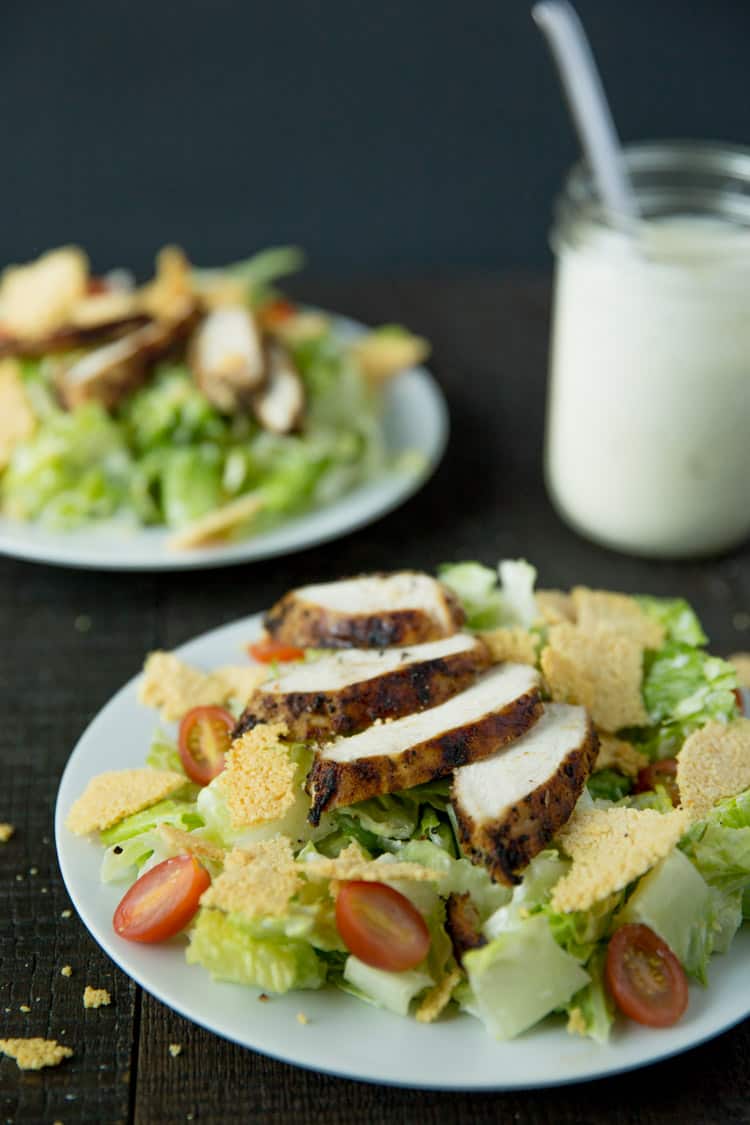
545,140,750,558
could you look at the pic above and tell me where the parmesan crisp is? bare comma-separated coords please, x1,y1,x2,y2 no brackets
571,588,665,650
299,841,442,885
138,651,266,721
552,806,688,913
595,733,648,779
200,837,302,919
66,768,186,835
677,718,750,819
479,627,538,667
415,967,462,1024
224,723,296,828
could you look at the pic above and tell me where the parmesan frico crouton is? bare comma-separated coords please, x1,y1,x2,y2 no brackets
0,823,14,843
83,985,111,1009
535,589,576,626
298,841,442,885
571,588,665,650
0,1037,73,1070
551,806,688,913
415,966,463,1024
66,768,186,835
541,623,649,731
157,824,225,863
138,651,266,721
0,359,36,469
200,837,301,919
167,492,265,551
595,733,649,779
728,653,750,689
677,718,750,819
224,723,296,829
479,627,538,666
0,246,88,338
566,1007,588,1037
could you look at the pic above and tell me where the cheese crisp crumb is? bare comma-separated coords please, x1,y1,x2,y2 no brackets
296,1012,309,1025
19,1005,30,1013
83,986,111,1009
415,967,463,1024
535,589,576,626
728,653,750,689
479,627,538,667
0,1037,73,1070
552,807,688,913
541,623,649,731
168,492,265,551
571,588,665,650
299,841,442,885
0,823,14,843
168,1043,182,1058
225,723,296,828
0,360,36,469
595,733,649,779
138,651,266,721
201,837,301,919
158,825,225,863
677,718,750,819
67,768,186,835
60,965,73,978
566,1007,588,1037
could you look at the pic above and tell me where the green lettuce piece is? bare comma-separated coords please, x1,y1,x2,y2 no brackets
100,831,160,883
186,908,324,992
483,850,568,938
679,788,750,894
498,559,539,629
709,889,743,954
396,840,509,920
546,892,623,963
617,848,717,981
341,956,432,1016
120,367,228,454
225,246,305,300
638,644,738,757
587,769,632,802
99,798,201,846
146,731,185,775
439,562,507,629
743,887,750,919
463,914,590,1040
636,596,707,648
564,947,615,1044
159,446,224,528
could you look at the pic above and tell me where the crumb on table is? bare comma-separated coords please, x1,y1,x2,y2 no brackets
83,985,111,1009
168,1043,182,1058
61,965,73,978
0,824,14,844
0,1037,73,1070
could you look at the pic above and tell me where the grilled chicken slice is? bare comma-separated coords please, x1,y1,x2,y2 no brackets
235,633,490,742
306,663,542,824
265,572,465,649
0,313,150,359
251,342,305,434
56,310,196,411
445,892,487,964
451,703,598,886
189,305,266,412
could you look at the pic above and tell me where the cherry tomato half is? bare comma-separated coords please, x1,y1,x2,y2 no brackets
248,639,305,664
113,855,210,943
178,705,235,785
259,297,297,328
605,923,688,1028
634,758,679,805
335,881,430,972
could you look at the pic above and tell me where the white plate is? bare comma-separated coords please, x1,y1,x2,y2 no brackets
55,613,750,1090
0,315,447,571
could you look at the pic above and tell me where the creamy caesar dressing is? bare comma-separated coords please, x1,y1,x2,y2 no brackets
545,213,750,557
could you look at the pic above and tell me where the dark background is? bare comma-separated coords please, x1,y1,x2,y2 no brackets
3,0,748,277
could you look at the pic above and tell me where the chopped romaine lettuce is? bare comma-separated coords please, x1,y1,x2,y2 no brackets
342,956,432,1016
186,908,325,992
679,787,750,895
638,644,737,757
439,558,538,630
587,769,632,802
564,948,615,1044
545,892,623,963
395,840,510,921
483,850,568,938
99,798,201,846
636,596,708,647
463,914,589,1040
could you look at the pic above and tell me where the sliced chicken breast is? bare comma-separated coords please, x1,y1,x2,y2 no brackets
451,703,598,886
306,663,542,823
252,342,305,434
190,305,266,412
235,633,490,741
265,572,465,649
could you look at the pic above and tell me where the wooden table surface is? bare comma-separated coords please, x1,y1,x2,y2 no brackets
1,277,748,1125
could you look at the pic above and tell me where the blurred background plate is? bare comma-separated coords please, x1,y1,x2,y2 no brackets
0,314,448,571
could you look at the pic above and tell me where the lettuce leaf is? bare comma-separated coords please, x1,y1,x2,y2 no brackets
587,769,632,802
186,908,325,992
438,559,538,631
679,788,750,895
99,798,201,846
638,644,738,757
563,947,615,1044
341,957,432,1016
636,596,707,647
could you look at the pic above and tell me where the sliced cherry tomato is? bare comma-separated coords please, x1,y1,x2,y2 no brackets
248,638,305,664
259,297,297,328
606,923,688,1028
335,881,430,972
178,705,234,785
113,855,210,943
634,758,679,805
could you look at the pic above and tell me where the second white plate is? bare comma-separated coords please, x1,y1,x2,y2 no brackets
55,613,750,1090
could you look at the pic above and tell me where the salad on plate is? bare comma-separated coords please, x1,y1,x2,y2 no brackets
64,561,750,1043
0,245,428,548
